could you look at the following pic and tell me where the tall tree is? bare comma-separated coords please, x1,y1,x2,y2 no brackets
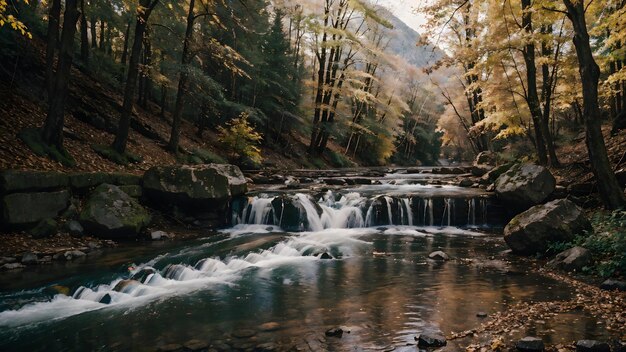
562,0,626,209
167,0,195,153
521,0,549,165
40,0,80,148
79,0,89,64
44,0,61,99
111,0,159,154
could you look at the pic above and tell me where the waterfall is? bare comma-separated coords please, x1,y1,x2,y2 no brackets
235,192,489,231
467,198,476,226
294,194,324,232
402,198,413,226
441,198,454,227
384,196,394,225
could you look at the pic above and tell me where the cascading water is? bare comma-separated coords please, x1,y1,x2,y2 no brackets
235,191,494,231
0,172,517,352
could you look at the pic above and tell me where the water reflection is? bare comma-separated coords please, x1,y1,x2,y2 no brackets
0,228,614,351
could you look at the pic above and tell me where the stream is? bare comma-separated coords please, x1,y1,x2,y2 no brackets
0,169,614,351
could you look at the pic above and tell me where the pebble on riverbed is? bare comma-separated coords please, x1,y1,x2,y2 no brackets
575,340,611,352
516,337,545,352
325,327,345,338
415,332,447,347
428,251,450,261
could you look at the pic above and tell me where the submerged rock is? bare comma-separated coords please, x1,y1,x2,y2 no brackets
79,184,151,238
494,163,556,211
504,199,591,255
416,332,447,347
21,252,38,265
428,251,450,261
2,262,25,270
547,246,591,272
576,340,611,352
182,339,210,351
516,337,545,352
231,329,257,338
113,279,141,293
325,327,344,338
271,195,321,231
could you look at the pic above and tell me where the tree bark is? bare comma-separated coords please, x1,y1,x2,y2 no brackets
41,0,80,148
44,0,61,99
540,25,559,166
79,0,89,64
167,0,195,153
563,0,626,209
521,0,548,166
112,0,159,154
90,16,97,48
120,19,131,82
99,21,105,51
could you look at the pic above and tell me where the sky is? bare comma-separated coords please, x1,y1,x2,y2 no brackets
376,0,429,33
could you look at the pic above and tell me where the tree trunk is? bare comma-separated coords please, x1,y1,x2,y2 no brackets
44,0,61,99
167,0,195,153
563,0,626,209
540,25,559,166
79,0,89,64
120,19,131,82
41,0,80,148
143,30,152,108
521,0,548,166
112,0,159,154
99,21,105,51
90,16,97,48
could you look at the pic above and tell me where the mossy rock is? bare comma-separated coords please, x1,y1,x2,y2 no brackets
192,148,227,164
2,190,70,227
70,172,114,190
504,199,591,255
0,170,68,194
118,185,142,198
29,218,58,238
79,184,151,238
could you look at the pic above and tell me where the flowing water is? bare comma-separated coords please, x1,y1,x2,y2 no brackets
0,171,614,351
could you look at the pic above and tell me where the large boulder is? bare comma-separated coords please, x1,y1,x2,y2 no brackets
143,164,247,204
494,163,556,211
504,199,591,255
2,190,70,227
547,246,592,272
0,170,68,193
79,184,151,238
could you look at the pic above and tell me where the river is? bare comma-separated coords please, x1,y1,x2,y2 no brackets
0,169,613,351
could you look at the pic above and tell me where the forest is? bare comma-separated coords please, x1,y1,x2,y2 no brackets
0,0,625,351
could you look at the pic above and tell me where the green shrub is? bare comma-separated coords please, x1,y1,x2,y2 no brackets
549,210,626,278
217,113,263,164
327,150,354,168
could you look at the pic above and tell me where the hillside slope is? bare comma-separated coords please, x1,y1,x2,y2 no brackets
0,36,330,173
